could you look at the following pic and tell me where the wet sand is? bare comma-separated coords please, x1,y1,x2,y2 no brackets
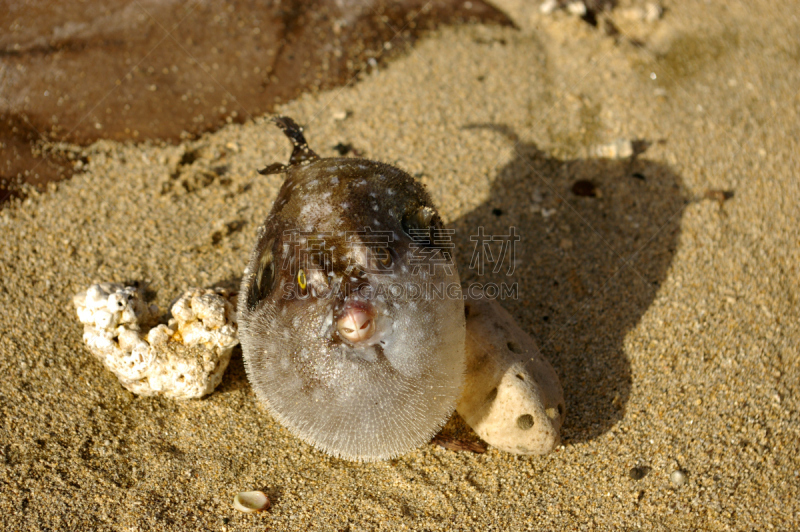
0,0,510,199
1,1,798,529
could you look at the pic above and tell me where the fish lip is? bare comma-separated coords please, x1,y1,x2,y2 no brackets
335,298,376,321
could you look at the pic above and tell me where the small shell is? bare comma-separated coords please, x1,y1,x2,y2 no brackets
233,491,270,513
670,470,687,486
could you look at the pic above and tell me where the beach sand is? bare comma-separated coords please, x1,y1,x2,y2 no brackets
1,0,798,529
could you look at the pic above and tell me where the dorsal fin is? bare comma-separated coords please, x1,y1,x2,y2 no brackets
258,116,319,175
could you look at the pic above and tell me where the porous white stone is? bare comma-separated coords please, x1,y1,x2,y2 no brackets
74,283,238,399
566,1,587,17
457,295,565,455
592,138,634,159
619,4,663,22
644,3,663,22
539,0,559,15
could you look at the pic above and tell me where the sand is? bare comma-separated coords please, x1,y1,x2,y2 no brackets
1,0,798,529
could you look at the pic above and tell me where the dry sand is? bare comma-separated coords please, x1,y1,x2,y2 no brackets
1,0,798,530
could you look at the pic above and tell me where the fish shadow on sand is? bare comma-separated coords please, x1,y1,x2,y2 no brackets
450,125,688,444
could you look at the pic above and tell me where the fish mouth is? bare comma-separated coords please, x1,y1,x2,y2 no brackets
332,283,396,349
335,299,378,344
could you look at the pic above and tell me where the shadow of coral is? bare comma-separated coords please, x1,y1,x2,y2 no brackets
450,126,687,444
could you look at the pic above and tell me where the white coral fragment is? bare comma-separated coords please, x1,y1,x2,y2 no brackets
74,283,238,399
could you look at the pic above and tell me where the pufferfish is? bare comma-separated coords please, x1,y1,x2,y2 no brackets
238,117,466,461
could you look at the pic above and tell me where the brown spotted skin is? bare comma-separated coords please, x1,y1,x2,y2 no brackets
238,117,466,461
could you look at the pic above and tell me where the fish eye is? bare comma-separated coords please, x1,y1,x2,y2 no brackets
297,269,307,290
246,247,275,311
401,205,443,246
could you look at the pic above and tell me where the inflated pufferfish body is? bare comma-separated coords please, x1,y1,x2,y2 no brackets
239,117,466,461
